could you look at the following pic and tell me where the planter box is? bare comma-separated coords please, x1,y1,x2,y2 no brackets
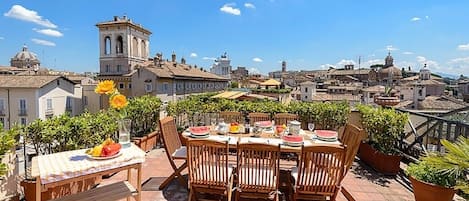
0,150,19,201
409,176,455,201
358,143,402,175
21,176,101,201
133,131,159,152
132,136,147,152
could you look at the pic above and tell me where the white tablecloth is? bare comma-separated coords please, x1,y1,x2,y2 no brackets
33,143,145,184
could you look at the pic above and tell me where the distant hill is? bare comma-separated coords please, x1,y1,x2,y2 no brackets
435,71,458,79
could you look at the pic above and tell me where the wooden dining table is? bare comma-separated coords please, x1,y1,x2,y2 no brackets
182,128,341,153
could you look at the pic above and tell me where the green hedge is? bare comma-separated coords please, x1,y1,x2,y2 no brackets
167,93,350,130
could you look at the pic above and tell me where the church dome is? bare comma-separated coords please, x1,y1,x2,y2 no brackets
10,45,40,68
379,66,402,77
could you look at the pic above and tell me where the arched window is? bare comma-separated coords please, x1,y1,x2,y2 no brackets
141,40,146,58
104,36,111,55
116,36,123,54
132,37,139,57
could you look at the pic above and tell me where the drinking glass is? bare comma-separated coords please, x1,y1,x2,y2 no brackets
308,122,315,132
210,118,217,131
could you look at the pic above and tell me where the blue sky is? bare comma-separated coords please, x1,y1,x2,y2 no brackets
1,1,469,76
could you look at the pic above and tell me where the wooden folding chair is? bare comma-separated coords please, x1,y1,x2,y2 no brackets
340,123,366,177
187,139,233,201
274,113,299,126
248,112,271,125
236,142,281,201
290,145,346,201
159,116,188,190
219,111,244,124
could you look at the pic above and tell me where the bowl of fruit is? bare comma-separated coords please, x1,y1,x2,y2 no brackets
229,122,240,133
86,138,122,160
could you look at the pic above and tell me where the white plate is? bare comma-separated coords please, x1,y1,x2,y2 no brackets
190,134,210,138
88,152,122,160
283,141,303,147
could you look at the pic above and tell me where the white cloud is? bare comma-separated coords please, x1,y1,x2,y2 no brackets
416,56,439,69
320,64,336,69
0,37,4,40
337,59,355,66
386,45,399,51
190,53,198,58
4,5,57,28
449,57,469,64
252,57,263,62
249,67,260,74
244,3,256,9
402,51,414,55
425,16,429,19
202,57,216,60
33,28,63,37
457,43,469,51
31,38,55,46
410,17,421,21
220,3,241,15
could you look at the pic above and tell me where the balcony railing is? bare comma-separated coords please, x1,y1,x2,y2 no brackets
18,109,27,116
396,106,469,160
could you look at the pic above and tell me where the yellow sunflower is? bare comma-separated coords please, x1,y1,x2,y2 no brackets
95,80,116,95
109,94,128,110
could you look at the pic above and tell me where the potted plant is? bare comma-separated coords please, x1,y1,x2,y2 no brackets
374,86,400,107
124,95,161,152
407,136,469,200
357,105,408,175
406,161,456,201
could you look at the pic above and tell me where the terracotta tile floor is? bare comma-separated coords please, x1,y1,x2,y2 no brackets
98,147,447,201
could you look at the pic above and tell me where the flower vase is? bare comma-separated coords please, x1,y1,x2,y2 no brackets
118,119,131,148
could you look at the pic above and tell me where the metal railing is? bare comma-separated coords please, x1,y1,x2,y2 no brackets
396,106,469,159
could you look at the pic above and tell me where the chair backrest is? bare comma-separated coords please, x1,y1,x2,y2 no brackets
248,112,270,125
296,145,346,197
159,116,182,158
219,111,244,124
274,113,299,125
187,139,230,189
340,123,366,176
236,143,281,194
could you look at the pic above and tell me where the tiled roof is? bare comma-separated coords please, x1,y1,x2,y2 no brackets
142,61,228,80
0,75,64,88
260,79,281,86
418,96,467,110
329,69,371,75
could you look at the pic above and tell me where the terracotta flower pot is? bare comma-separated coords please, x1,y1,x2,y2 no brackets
409,176,455,201
374,96,400,107
358,143,402,175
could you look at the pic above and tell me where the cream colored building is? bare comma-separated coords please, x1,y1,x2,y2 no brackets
0,76,77,129
132,53,229,102
300,81,316,102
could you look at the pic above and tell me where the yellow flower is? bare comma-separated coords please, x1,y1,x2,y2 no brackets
95,80,116,95
109,94,128,110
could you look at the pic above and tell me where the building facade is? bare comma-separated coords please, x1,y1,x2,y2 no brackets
0,76,77,129
210,53,232,79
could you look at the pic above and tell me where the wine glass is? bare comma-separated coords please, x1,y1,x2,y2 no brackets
210,118,217,131
308,122,315,132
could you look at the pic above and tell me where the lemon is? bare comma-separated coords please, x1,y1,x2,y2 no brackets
282,124,287,129
92,145,103,157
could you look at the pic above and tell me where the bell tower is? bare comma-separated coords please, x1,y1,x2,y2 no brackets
96,15,152,75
